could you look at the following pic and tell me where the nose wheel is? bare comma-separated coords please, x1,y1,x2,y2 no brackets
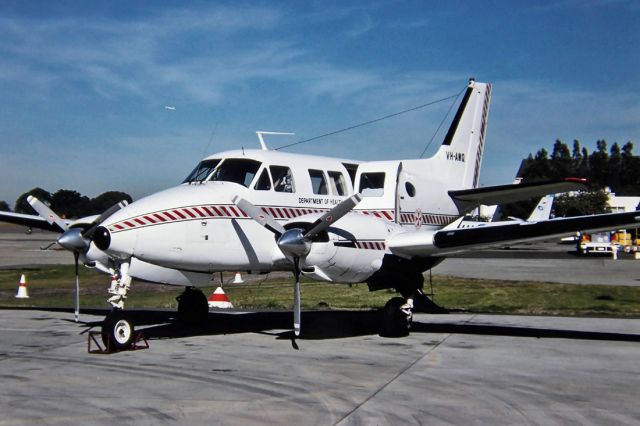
101,310,135,350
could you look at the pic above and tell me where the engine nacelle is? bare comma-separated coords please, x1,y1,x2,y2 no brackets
300,213,403,283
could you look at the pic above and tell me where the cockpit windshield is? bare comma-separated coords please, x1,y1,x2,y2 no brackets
183,159,221,184
210,159,262,187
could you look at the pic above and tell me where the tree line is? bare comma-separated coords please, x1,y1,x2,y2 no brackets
519,139,638,195
0,188,132,218
503,139,637,219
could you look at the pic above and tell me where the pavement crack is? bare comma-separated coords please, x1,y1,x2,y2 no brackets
332,317,475,426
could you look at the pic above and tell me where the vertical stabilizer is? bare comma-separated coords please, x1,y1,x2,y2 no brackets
527,194,554,222
432,79,492,189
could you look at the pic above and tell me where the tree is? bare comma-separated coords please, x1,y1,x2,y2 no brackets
577,146,590,178
0,201,10,212
91,191,133,213
588,140,609,188
553,190,609,217
521,148,551,180
14,188,52,214
50,190,92,218
550,139,572,179
608,142,622,193
571,140,582,172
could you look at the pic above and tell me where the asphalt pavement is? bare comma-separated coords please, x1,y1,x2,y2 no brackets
0,309,638,425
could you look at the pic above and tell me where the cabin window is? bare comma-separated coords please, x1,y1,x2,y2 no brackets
309,169,328,195
359,172,385,196
210,159,261,187
254,168,272,191
405,182,416,197
328,171,347,196
271,166,295,193
182,159,221,183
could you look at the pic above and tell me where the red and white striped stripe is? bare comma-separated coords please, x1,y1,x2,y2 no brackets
109,203,453,234
355,241,386,250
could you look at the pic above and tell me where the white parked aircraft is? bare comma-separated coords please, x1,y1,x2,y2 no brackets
4,79,640,348
456,194,555,229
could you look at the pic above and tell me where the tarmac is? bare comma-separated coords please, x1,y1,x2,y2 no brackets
0,309,638,425
1,224,640,424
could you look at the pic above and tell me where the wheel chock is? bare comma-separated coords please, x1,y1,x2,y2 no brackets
88,331,149,354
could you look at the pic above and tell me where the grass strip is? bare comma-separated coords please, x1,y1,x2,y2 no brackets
1,266,640,317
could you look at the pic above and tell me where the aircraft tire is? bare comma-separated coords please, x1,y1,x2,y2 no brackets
379,297,411,338
101,310,135,351
177,287,209,325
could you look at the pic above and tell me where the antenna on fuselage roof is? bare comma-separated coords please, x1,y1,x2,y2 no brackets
256,131,295,151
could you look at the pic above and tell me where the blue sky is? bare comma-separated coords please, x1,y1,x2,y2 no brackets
1,0,639,206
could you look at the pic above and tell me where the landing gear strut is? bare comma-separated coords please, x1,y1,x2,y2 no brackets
177,287,209,325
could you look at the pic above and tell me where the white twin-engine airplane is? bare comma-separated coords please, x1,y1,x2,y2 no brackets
7,79,640,348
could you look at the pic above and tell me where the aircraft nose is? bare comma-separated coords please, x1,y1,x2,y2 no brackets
93,226,111,251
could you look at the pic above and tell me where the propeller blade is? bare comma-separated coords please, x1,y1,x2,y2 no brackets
73,251,80,323
293,257,301,337
232,196,286,237
83,200,129,238
304,193,362,238
27,195,68,232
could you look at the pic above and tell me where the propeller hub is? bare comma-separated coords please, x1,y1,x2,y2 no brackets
57,228,90,253
277,228,311,258
93,226,111,251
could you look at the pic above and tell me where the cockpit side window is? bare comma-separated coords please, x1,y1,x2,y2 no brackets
254,168,272,191
359,172,385,196
271,166,295,193
309,169,328,195
210,159,262,187
182,159,221,184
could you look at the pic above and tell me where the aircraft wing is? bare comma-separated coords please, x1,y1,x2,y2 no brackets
449,178,587,214
387,210,640,258
0,211,65,233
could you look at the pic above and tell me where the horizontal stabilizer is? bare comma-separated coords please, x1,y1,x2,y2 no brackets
448,178,588,214
388,210,640,257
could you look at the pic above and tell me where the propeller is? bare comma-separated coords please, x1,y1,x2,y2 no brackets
27,196,128,322
234,193,362,336
27,195,69,232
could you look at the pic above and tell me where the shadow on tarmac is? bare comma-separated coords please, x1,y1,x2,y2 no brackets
11,307,640,343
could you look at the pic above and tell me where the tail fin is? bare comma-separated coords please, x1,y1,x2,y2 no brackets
526,194,554,222
432,79,492,189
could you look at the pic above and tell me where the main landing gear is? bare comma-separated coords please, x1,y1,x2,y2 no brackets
379,289,447,337
176,287,209,325
379,297,412,337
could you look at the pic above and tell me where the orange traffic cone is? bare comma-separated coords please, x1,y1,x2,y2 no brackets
233,272,244,284
15,274,29,299
208,287,233,309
